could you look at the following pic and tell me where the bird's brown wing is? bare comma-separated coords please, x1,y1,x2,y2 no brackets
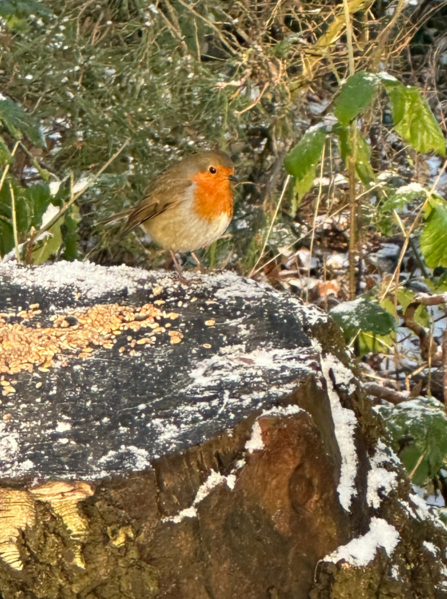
104,176,192,236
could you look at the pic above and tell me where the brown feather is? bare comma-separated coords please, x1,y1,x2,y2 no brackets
103,150,234,241
122,177,192,234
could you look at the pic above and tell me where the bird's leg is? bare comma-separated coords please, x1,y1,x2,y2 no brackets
170,250,190,285
191,251,205,273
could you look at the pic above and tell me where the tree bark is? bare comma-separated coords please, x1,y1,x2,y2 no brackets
0,261,446,598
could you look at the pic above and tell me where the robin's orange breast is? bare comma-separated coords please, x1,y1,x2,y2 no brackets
190,167,234,222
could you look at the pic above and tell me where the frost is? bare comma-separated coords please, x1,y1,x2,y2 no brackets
96,445,152,472
325,518,400,566
0,423,35,477
0,260,155,299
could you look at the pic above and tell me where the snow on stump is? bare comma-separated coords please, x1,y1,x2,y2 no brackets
0,261,446,599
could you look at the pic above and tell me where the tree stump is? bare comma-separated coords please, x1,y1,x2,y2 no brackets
0,261,446,599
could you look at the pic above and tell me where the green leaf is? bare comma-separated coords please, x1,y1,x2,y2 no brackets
31,221,63,264
294,168,315,200
284,126,327,180
15,192,30,232
335,124,375,186
0,98,46,148
377,397,447,485
380,184,427,212
334,71,380,125
26,182,51,228
420,197,447,267
397,287,415,313
0,0,52,19
330,297,396,339
0,136,12,165
0,218,14,258
61,206,80,261
271,34,302,58
382,79,446,155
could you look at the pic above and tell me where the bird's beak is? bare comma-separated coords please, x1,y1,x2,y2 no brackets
228,174,238,182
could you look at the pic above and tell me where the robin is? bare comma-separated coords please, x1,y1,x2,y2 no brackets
106,150,237,282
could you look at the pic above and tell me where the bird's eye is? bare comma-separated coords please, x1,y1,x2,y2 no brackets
209,166,217,174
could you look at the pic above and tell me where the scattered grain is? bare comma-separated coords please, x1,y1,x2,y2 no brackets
0,302,182,375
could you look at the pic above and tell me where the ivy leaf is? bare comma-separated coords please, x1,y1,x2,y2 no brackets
382,79,446,155
334,71,380,125
0,98,46,148
420,197,447,267
330,297,395,339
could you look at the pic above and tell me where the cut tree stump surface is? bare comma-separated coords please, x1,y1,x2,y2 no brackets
0,261,326,479
0,261,446,599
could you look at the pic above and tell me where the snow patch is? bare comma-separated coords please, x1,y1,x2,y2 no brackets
245,421,264,453
320,354,358,511
164,469,236,523
367,443,399,508
325,517,400,566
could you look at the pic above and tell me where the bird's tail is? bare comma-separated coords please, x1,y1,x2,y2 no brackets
99,208,134,228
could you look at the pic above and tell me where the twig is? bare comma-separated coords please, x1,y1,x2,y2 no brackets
249,174,290,278
363,382,409,405
25,138,130,258
307,145,326,300
409,452,425,480
342,0,359,300
237,82,270,117
9,183,20,263
381,159,447,302
342,0,355,76
443,333,447,411
250,201,351,277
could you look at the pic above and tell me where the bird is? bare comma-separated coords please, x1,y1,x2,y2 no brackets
105,149,237,282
